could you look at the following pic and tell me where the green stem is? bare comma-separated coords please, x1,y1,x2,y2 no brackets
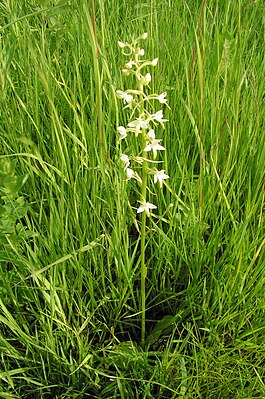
139,83,147,347
140,149,147,347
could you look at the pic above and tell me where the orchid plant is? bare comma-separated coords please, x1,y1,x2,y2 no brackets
116,33,169,346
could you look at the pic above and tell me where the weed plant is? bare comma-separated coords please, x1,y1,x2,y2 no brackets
0,0,264,398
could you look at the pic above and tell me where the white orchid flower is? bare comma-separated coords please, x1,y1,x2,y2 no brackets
144,138,165,159
134,47,145,57
154,170,169,187
151,110,168,123
120,154,130,169
125,60,134,69
147,92,167,104
147,129,155,139
116,90,133,104
157,92,167,104
126,168,142,183
139,72,151,86
151,57,158,66
117,126,127,140
137,201,157,216
118,41,126,48
122,68,131,76
128,117,148,132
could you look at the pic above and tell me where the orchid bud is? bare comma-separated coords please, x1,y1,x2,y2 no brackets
118,41,126,48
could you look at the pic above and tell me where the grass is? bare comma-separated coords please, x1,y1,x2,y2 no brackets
0,0,264,397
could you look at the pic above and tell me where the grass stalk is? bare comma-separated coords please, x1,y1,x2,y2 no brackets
195,30,204,225
139,82,147,347
140,148,148,347
84,2,104,164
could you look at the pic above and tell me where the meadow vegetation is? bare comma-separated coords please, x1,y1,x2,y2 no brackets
0,0,264,397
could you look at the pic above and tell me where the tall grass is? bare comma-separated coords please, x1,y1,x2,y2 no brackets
0,0,264,397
